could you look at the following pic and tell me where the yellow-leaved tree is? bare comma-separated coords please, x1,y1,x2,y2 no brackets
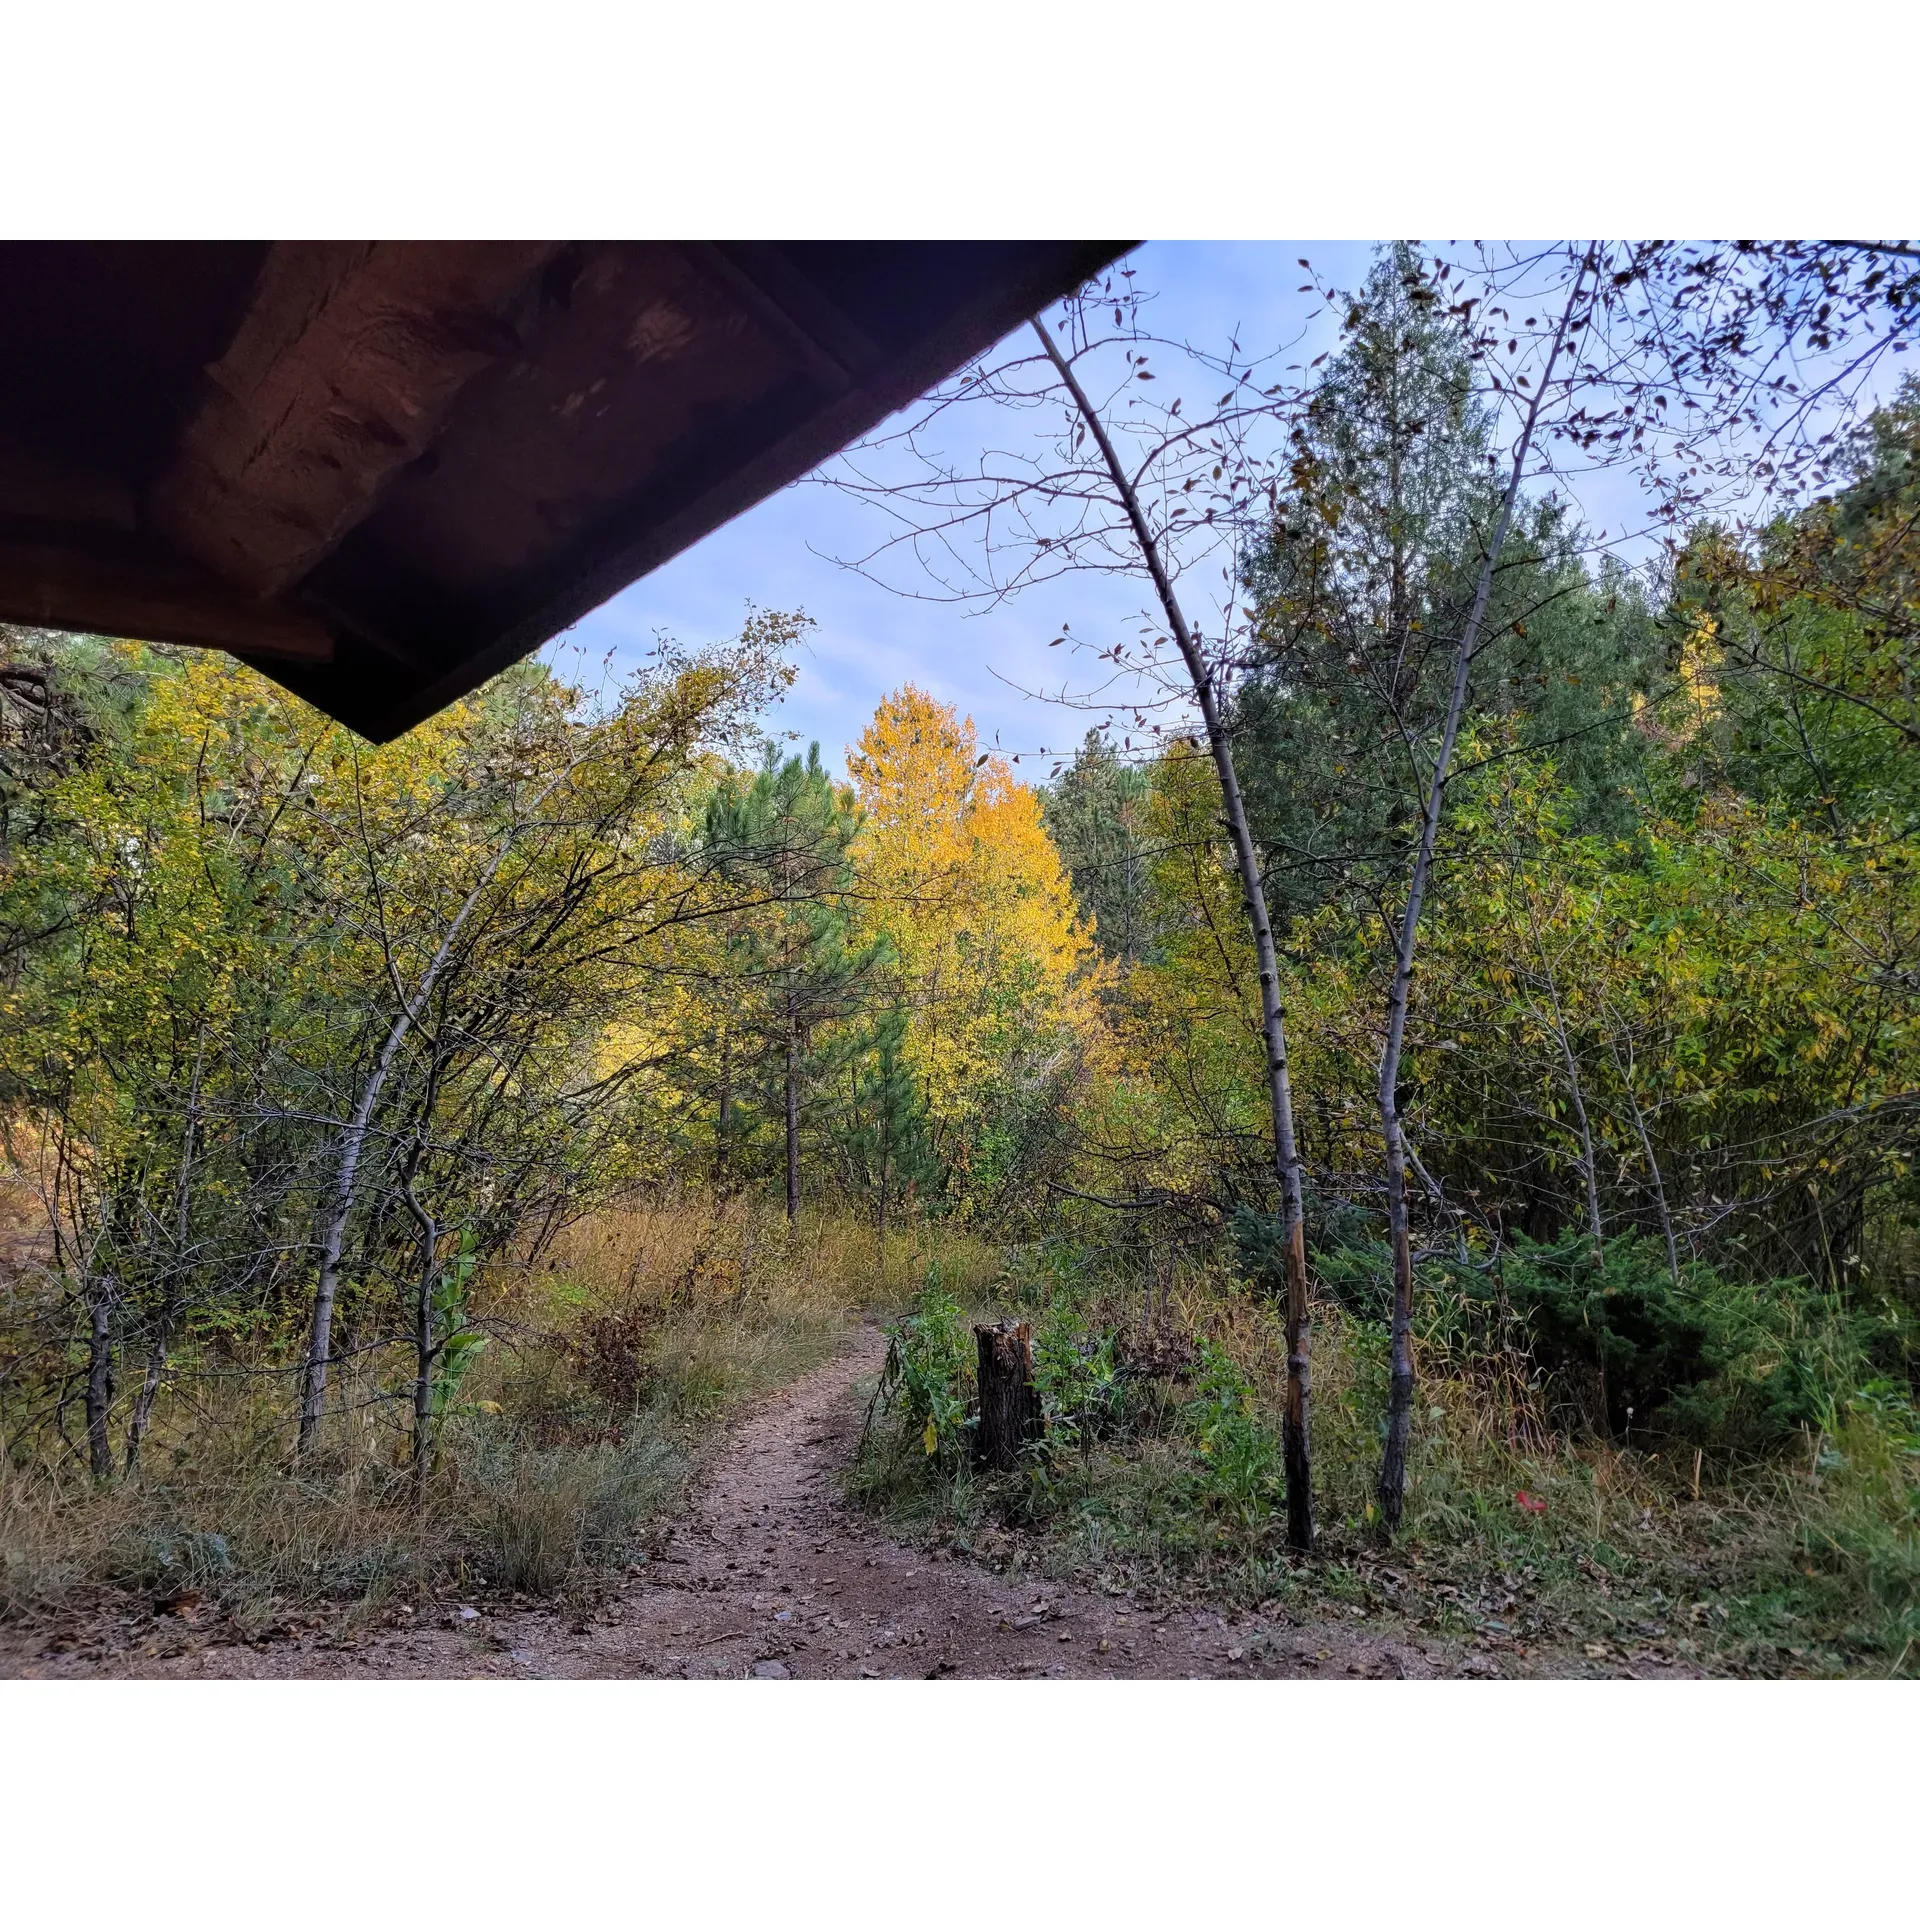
847,685,1106,1205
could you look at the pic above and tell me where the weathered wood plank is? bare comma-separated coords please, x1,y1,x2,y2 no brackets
0,532,334,662
151,241,560,596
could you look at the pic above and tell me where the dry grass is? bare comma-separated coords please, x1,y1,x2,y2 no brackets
0,1200,996,1632
2,1413,451,1629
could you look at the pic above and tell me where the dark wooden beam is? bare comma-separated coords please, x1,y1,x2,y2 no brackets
0,436,138,534
0,529,335,663
151,241,561,598
682,242,886,392
0,238,1133,738
358,240,1129,740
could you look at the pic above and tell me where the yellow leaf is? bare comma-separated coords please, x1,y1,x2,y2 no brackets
922,1415,939,1455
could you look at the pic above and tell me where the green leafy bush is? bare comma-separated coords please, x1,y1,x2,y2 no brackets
1288,1228,1903,1460
1491,1234,1900,1454
1181,1337,1284,1526
1033,1302,1126,1454
862,1269,974,1475
1235,1194,1376,1298
1495,1234,1715,1436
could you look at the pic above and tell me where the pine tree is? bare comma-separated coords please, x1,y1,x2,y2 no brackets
702,744,880,1219
1042,729,1160,969
836,1002,941,1263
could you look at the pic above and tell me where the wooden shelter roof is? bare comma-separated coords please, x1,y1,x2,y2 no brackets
0,241,1126,740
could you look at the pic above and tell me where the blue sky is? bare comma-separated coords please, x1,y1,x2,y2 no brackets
552,241,1717,778
558,243,1376,774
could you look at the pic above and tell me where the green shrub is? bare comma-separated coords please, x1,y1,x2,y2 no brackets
1033,1301,1127,1453
108,1526,234,1601
1287,1228,1900,1460
862,1269,974,1476
1002,1236,1101,1315
1313,1243,1395,1321
1278,1218,1899,1471
1181,1337,1284,1527
1235,1190,1377,1288
1495,1234,1716,1436
1489,1234,1898,1454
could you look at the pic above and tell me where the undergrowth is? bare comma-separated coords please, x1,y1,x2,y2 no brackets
0,1202,967,1637
854,1235,1919,1676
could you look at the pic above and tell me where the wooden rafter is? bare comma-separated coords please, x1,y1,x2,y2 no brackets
0,240,1132,736
151,242,561,597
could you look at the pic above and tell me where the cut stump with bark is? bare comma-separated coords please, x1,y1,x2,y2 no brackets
973,1320,1044,1469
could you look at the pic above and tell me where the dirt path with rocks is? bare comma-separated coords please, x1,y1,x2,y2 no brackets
7,1328,1614,1680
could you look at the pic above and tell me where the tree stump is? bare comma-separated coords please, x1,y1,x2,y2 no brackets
973,1320,1044,1469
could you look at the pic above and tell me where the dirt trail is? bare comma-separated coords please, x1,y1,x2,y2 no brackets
7,1329,1551,1680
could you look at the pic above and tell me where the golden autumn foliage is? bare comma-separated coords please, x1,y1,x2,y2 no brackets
847,685,1107,1175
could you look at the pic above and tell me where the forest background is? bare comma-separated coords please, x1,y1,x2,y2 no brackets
2,243,1915,1675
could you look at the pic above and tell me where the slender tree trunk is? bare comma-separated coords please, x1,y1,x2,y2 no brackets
299,1026,409,1453
124,1301,179,1477
1608,1025,1680,1287
298,822,522,1454
1637,1099,1681,1287
402,1174,439,1485
784,1015,801,1224
1035,314,1313,1547
1376,254,1592,1532
85,1275,115,1480
1375,1098,1418,1526
129,1047,204,1476
1404,1135,1469,1262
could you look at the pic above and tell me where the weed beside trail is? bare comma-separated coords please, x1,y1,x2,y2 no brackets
853,1240,1920,1676
0,1204,985,1638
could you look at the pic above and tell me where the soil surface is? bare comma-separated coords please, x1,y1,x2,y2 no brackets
4,1329,1682,1680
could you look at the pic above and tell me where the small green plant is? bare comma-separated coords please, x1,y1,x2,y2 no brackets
861,1268,974,1476
428,1227,489,1430
1033,1304,1126,1455
1182,1337,1284,1528
116,1526,233,1601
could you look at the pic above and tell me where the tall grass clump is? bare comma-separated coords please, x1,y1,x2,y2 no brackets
1,1199,982,1631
